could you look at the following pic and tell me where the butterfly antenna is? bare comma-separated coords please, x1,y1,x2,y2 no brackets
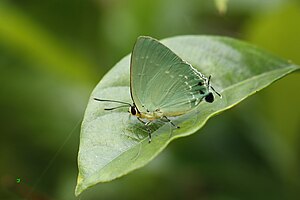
93,98,131,106
208,75,222,98
104,105,129,111
93,98,132,111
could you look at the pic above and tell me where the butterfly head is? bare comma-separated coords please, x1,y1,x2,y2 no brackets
129,104,140,116
93,98,143,118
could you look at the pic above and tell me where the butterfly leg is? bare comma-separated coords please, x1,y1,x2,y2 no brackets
137,117,152,143
161,116,180,129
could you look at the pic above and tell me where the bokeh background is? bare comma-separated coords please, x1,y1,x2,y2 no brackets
1,0,299,199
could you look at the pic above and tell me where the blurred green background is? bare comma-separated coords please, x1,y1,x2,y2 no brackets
0,0,299,199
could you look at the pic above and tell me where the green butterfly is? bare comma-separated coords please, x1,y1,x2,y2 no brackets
94,36,221,142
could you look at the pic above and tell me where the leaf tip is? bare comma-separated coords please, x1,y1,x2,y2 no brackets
74,174,84,196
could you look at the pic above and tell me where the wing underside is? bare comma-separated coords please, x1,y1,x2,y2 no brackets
130,36,208,117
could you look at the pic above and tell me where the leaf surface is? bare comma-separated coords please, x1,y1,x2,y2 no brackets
75,36,299,196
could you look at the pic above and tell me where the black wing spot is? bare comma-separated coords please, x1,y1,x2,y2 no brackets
199,90,205,94
198,81,204,86
204,93,214,103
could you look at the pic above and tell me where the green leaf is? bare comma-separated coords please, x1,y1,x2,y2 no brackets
75,35,299,196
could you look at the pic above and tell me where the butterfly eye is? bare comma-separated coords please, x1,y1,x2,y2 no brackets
131,106,137,115
204,92,214,103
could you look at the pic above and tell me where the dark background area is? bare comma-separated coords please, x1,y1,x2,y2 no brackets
0,0,299,199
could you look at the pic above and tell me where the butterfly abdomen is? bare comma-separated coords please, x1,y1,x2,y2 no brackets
139,110,164,120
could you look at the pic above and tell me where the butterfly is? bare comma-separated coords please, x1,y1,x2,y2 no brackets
94,36,221,142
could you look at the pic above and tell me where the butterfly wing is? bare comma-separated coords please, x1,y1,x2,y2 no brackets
130,36,209,117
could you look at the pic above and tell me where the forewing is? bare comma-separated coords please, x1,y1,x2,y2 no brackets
130,36,208,116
